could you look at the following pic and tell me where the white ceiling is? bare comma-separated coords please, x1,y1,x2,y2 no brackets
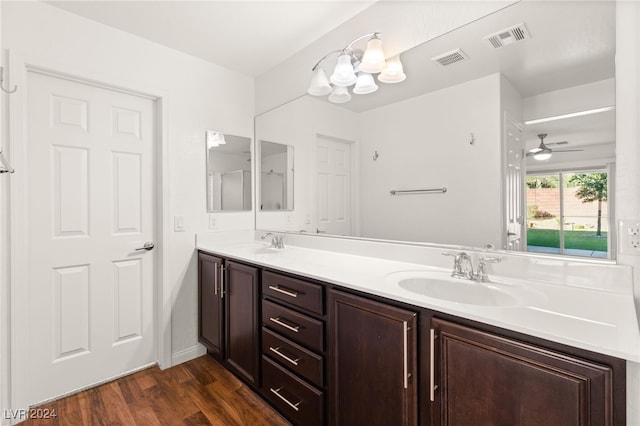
44,0,377,77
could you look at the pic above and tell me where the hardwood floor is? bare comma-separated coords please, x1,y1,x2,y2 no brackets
22,355,292,426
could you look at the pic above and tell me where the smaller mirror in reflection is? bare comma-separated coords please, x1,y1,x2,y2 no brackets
260,140,294,211
206,131,252,212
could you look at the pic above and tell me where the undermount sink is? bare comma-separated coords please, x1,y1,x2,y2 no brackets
387,270,520,307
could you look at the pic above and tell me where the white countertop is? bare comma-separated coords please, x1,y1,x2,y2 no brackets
197,232,640,362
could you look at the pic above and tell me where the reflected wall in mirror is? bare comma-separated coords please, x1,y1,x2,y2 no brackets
206,132,252,212
254,1,616,259
260,140,294,211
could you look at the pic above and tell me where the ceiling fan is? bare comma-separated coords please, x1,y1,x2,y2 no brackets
526,133,583,160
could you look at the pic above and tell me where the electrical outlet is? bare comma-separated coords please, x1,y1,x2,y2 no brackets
619,219,640,255
208,215,217,230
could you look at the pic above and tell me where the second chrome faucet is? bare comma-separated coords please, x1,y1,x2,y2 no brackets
261,232,284,249
443,251,500,282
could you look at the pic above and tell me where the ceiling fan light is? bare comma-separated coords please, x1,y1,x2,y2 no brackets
353,72,378,95
307,67,332,96
358,36,386,74
378,55,406,83
328,85,351,103
330,54,357,87
533,152,552,161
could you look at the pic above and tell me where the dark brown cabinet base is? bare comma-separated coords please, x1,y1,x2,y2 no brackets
328,289,418,426
431,318,617,426
198,253,260,386
198,251,626,426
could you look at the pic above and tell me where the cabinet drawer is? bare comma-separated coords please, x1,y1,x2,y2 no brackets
263,271,323,315
262,356,324,426
262,327,323,387
263,300,324,352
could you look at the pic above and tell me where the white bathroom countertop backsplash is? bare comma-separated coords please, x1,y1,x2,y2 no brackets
196,230,640,362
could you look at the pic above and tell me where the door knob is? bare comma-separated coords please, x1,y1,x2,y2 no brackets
134,242,155,251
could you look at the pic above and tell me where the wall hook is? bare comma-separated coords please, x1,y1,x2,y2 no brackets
373,150,379,161
469,133,475,145
0,67,17,94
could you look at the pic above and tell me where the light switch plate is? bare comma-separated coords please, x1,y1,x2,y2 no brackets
174,215,185,232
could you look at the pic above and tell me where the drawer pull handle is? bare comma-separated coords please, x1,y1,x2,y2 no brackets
269,317,300,333
269,346,301,366
270,387,301,412
268,285,298,298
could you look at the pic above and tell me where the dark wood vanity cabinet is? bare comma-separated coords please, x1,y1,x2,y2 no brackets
328,289,418,426
198,252,626,426
197,252,260,385
429,317,619,426
198,252,224,357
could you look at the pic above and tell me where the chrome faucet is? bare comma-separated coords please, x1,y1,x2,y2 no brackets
444,252,474,280
443,252,501,281
260,232,284,249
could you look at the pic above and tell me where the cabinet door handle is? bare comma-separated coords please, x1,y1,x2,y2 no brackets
269,387,301,412
269,316,300,333
403,321,408,389
213,262,218,295
269,346,301,366
268,285,298,298
430,328,437,402
220,266,225,299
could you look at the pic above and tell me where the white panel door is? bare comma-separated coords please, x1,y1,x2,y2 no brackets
315,136,351,235
504,115,525,251
27,71,156,404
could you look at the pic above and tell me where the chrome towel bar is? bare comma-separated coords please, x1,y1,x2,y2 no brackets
389,187,446,195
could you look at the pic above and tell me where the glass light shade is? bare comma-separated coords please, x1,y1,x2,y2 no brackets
206,130,226,149
353,72,378,95
330,54,357,87
358,37,386,74
378,55,406,83
534,152,552,161
307,67,332,96
328,85,351,104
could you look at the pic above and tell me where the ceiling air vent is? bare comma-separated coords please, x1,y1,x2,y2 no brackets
431,48,468,67
483,23,530,48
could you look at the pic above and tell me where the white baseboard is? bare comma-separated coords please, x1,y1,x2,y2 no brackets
170,344,207,367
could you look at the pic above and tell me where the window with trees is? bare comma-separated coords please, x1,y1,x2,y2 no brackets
526,169,609,258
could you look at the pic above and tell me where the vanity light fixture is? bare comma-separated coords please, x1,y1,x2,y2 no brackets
206,130,226,148
307,32,405,104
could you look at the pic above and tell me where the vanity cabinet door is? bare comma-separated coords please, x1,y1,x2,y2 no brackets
430,318,614,426
198,252,225,358
328,289,418,426
225,260,260,386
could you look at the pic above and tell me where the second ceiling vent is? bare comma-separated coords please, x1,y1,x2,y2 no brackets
483,23,530,48
431,48,469,67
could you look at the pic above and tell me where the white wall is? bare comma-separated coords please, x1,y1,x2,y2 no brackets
359,73,503,247
1,1,254,410
615,1,640,423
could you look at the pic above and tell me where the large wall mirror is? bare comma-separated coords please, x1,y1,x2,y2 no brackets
260,140,294,211
206,132,252,212
255,1,615,259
